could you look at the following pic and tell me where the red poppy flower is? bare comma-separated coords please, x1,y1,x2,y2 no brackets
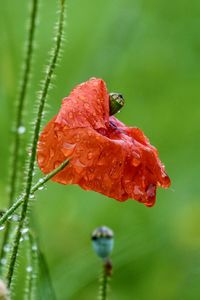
37,77,170,207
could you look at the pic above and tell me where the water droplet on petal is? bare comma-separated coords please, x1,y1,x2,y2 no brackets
134,186,143,196
87,152,93,160
73,159,85,174
68,112,74,119
17,126,26,135
75,134,80,142
84,102,90,110
62,142,76,156
131,157,141,167
38,154,45,164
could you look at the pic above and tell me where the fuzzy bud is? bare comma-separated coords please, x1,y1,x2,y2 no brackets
109,92,125,115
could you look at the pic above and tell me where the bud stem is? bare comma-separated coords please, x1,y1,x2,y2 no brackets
99,259,112,300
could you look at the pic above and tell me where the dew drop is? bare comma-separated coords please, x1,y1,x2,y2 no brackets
0,225,5,231
11,214,20,222
17,126,26,135
26,266,32,273
3,244,10,253
32,245,37,252
62,142,76,156
39,178,44,184
131,157,141,167
84,102,90,110
29,194,35,199
38,186,44,191
21,228,29,235
0,258,7,266
87,152,93,160
68,112,74,119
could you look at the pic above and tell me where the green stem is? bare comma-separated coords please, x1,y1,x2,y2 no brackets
99,259,112,300
0,0,39,270
6,0,66,288
0,159,69,227
24,231,38,300
99,265,109,300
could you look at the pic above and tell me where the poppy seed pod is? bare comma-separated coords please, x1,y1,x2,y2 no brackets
91,226,114,259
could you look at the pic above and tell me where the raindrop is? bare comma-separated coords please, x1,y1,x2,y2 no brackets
11,214,20,222
20,237,24,242
38,186,44,191
3,244,10,253
26,266,32,273
87,152,93,160
21,228,29,235
39,178,44,184
0,225,5,231
17,126,26,135
29,194,35,199
0,258,7,266
84,103,90,110
32,245,37,252
68,112,74,119
62,142,75,156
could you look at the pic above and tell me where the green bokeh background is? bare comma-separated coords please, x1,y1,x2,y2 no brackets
0,0,200,299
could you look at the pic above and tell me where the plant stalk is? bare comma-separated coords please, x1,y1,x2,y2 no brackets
0,0,39,270
0,159,69,227
6,0,66,288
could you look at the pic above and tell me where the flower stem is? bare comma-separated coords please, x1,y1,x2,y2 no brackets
100,267,108,300
0,159,69,227
0,0,39,271
24,231,38,300
99,260,112,300
6,0,66,288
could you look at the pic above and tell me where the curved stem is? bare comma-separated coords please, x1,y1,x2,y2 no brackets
0,159,69,227
0,0,39,269
6,0,66,288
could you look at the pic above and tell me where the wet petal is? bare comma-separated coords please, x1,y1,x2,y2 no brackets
37,78,171,206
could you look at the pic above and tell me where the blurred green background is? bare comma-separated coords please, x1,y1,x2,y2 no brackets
0,0,200,299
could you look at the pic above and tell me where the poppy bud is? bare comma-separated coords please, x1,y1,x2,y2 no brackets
91,226,114,259
109,92,125,115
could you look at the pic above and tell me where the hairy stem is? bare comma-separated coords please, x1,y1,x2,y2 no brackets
99,266,109,300
0,159,69,227
6,0,66,288
0,0,39,271
24,231,38,300
99,260,112,300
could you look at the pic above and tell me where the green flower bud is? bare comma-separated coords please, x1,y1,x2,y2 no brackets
109,93,125,115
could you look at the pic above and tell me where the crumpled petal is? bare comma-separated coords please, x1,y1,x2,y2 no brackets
37,77,170,207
